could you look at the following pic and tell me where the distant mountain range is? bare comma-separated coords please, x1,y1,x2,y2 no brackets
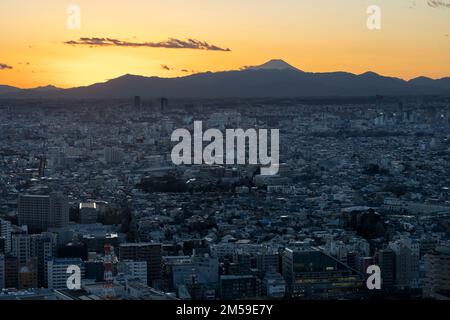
1,59,450,99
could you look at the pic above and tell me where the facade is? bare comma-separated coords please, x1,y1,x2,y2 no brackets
79,202,98,224
118,260,148,284
47,258,84,290
31,232,57,287
119,243,162,287
164,254,219,290
18,258,38,290
220,275,259,300
11,234,31,267
0,219,12,253
389,239,420,289
376,249,396,290
262,272,286,298
104,147,124,164
281,248,363,299
4,255,19,289
18,193,69,232
0,254,4,289
424,246,450,300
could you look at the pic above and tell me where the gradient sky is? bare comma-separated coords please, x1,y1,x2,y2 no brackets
1,0,449,88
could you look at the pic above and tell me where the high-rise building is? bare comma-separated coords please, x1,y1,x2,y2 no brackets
31,232,57,287
18,193,69,232
11,234,31,267
389,239,419,289
424,246,450,299
4,254,19,289
376,248,396,290
47,258,84,290
0,219,12,253
119,243,162,287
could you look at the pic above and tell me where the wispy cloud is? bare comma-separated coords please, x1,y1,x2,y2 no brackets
0,63,13,70
64,37,231,51
427,0,450,8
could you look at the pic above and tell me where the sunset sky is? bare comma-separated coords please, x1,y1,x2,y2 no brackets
1,0,450,88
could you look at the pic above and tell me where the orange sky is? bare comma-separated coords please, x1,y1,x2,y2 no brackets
1,0,450,88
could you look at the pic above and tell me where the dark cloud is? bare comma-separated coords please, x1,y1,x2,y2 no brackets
181,69,199,73
65,37,231,52
0,63,13,70
427,0,450,8
161,65,172,71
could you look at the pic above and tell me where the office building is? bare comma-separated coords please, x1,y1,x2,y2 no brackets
104,147,124,164
281,248,363,299
79,202,98,224
11,234,31,267
118,260,147,284
424,246,450,299
31,232,57,287
376,249,396,290
4,255,19,289
119,243,162,287
47,258,84,290
220,275,259,300
18,193,69,232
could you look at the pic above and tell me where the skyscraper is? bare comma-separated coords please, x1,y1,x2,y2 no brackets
18,193,69,232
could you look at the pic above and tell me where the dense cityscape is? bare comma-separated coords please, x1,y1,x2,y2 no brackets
1,95,450,300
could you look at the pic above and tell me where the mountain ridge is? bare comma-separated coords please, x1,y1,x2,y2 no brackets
1,60,450,99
